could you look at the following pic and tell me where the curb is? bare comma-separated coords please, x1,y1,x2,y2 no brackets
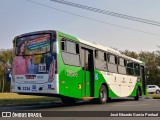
141,96,153,99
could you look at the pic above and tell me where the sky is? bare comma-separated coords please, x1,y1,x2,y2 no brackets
0,0,160,52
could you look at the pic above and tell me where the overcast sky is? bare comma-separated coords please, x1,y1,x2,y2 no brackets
1,0,160,52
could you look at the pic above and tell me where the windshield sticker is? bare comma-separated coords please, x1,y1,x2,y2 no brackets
13,53,56,75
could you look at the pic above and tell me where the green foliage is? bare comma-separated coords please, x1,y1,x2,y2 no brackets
121,50,139,59
0,49,12,92
122,50,160,86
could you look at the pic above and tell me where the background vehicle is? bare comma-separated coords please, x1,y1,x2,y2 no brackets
11,30,147,104
147,85,160,94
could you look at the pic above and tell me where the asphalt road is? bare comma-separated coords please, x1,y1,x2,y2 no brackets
1,98,160,120
1,97,160,111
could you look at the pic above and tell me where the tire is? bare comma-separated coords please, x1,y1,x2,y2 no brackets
134,89,140,101
98,85,108,104
156,90,160,94
61,97,76,105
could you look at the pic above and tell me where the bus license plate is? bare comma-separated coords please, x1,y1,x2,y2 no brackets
22,87,30,91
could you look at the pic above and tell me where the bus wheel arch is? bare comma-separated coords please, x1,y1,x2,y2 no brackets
134,86,141,101
137,86,142,96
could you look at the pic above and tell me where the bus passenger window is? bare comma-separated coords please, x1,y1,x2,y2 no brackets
95,50,98,58
95,50,107,71
107,54,117,73
61,40,66,51
134,63,140,76
126,61,134,75
76,44,79,54
61,39,80,66
66,41,76,54
118,58,126,74
109,55,116,64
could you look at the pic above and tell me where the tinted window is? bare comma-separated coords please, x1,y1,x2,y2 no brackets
95,50,107,71
127,61,133,68
61,40,66,51
134,63,140,76
126,60,134,75
61,39,80,66
108,55,116,64
119,58,125,66
108,54,117,73
61,39,79,54
108,64,117,73
118,58,126,74
66,41,76,54
62,52,80,66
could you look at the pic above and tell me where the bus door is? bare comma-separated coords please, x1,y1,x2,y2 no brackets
81,48,94,97
141,66,146,95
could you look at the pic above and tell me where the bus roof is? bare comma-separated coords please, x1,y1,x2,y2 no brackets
13,30,143,64
78,38,143,64
57,30,143,64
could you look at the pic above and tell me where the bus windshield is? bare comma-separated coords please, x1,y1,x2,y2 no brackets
16,34,51,56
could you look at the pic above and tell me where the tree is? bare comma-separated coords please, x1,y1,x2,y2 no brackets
121,50,160,86
0,49,12,92
120,50,139,59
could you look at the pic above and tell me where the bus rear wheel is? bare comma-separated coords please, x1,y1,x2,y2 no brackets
98,85,108,104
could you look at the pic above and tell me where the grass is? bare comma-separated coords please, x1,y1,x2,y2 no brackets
145,94,160,99
0,93,61,106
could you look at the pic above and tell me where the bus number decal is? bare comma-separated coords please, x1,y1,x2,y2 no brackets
38,63,46,72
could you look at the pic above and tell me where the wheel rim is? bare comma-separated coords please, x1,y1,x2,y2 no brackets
100,89,106,101
156,91,160,94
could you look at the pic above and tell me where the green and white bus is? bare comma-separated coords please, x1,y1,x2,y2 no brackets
11,30,146,104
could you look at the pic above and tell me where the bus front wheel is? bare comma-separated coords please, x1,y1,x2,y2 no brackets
98,85,108,104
